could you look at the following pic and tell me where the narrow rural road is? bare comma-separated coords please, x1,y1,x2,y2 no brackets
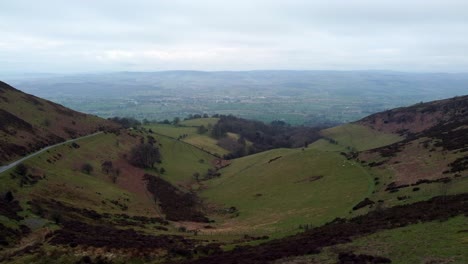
0,131,103,174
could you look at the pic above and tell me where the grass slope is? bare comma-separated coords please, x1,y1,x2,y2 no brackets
180,118,219,127
320,124,403,151
152,132,217,184
279,215,468,264
0,132,156,219
0,127,222,262
201,147,373,236
145,121,230,156
0,81,116,164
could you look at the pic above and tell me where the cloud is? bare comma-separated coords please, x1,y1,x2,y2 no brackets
1,0,468,72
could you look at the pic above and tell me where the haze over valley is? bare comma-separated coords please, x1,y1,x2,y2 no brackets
5,70,468,126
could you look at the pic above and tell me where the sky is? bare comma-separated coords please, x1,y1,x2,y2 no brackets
1,0,468,73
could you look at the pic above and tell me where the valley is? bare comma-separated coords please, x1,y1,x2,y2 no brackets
0,82,467,263
6,71,468,126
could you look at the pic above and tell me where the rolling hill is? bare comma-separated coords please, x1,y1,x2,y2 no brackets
0,81,117,165
190,96,468,263
0,81,467,263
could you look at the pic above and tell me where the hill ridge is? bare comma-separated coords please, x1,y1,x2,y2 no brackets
0,80,117,164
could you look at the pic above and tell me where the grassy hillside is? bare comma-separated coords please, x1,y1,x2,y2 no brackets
357,95,468,135
152,131,218,184
0,81,117,164
200,147,372,236
145,121,231,156
0,126,224,262
1,87,467,263
320,123,403,151
277,215,468,264
180,118,219,127
0,132,156,223
336,97,468,218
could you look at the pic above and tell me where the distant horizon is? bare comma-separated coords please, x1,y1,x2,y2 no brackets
3,68,468,77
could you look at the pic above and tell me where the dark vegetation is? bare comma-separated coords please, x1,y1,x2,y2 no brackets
211,115,322,158
185,194,468,264
447,156,468,174
101,161,121,183
0,192,31,247
144,174,209,222
11,164,43,186
0,192,23,221
49,220,193,251
0,223,30,249
0,109,34,133
80,163,94,175
128,143,161,168
108,117,141,128
385,177,452,193
28,199,168,226
360,95,468,134
338,252,391,264
352,198,375,211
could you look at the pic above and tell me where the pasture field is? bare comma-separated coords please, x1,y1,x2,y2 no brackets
145,120,231,156
320,123,403,151
180,118,219,127
201,147,373,236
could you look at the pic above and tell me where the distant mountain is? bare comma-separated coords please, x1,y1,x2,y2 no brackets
0,81,117,164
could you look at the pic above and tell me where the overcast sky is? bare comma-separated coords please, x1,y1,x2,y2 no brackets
1,0,468,73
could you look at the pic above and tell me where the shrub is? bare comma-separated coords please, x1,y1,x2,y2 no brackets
15,164,28,176
81,163,94,175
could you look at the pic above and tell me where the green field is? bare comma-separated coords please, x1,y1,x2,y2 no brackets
145,120,230,156
281,216,468,264
147,124,198,138
152,133,217,184
320,123,403,151
180,118,219,127
183,135,229,156
201,147,373,236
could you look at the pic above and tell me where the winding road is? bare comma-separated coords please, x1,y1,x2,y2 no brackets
0,132,103,174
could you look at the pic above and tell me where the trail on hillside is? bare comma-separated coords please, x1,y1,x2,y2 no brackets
0,132,103,174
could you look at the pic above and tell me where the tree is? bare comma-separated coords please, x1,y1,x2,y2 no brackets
147,136,156,145
110,168,121,183
173,117,180,125
129,144,161,168
193,172,200,182
197,125,208,134
160,167,166,174
101,161,113,174
3,191,14,202
237,136,246,146
108,117,141,128
81,163,94,175
15,164,28,176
